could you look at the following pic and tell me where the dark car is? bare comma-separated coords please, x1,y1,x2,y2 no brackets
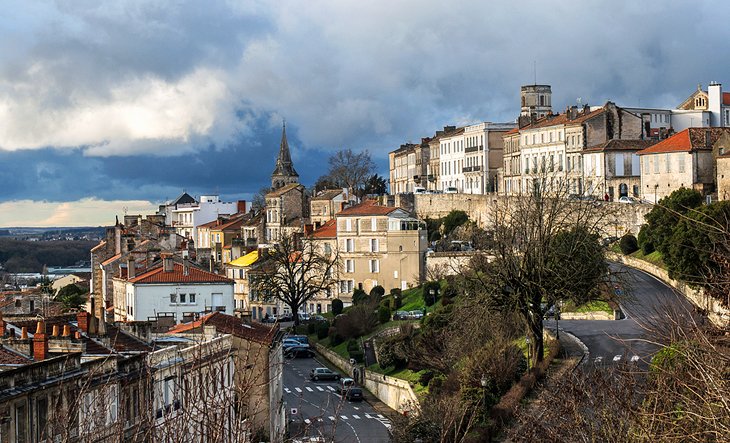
310,367,340,381
284,346,314,359
342,387,363,401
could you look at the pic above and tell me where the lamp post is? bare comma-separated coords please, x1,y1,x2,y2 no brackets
525,335,531,371
480,374,489,416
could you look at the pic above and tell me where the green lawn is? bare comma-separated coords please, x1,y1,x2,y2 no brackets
561,299,613,314
367,363,430,396
630,249,665,267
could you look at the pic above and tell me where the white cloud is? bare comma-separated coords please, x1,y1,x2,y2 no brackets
0,198,158,227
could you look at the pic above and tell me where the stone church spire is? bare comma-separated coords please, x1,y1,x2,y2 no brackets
271,121,299,190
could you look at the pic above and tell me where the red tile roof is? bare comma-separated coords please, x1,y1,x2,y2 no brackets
504,128,520,135
90,240,107,252
337,200,400,216
311,219,337,239
724,92,730,106
637,128,730,155
521,107,605,131
101,253,122,266
168,312,278,345
0,345,31,365
129,263,233,284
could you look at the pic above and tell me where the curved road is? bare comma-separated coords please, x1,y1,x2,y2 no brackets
545,263,698,367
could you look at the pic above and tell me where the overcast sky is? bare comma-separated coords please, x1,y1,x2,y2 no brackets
1,0,728,226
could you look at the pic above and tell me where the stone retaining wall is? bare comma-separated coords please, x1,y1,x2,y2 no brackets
608,252,730,327
314,343,419,415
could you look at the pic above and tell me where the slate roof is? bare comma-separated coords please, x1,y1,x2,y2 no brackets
583,139,657,153
170,192,197,206
266,183,303,198
312,189,345,201
129,262,232,285
168,312,278,345
0,346,31,366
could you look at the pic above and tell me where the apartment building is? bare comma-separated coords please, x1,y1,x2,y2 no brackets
324,200,427,298
310,189,351,228
462,122,516,194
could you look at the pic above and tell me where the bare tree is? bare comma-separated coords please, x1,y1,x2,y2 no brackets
251,232,340,326
326,148,375,196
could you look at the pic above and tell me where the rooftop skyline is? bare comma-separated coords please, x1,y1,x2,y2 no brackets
1,1,729,226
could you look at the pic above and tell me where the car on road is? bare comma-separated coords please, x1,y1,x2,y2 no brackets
283,339,309,350
261,315,277,323
341,386,363,401
336,377,355,393
444,186,458,194
310,367,340,381
277,313,294,322
284,346,314,359
285,335,310,345
618,196,639,204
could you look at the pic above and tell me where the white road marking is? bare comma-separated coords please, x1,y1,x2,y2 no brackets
631,355,640,362
284,388,291,393
353,406,360,410
305,387,313,392
340,415,349,420
353,414,361,419
295,387,303,393
327,386,336,391
304,419,311,424
594,356,603,364
613,355,622,362
328,416,335,421
316,387,324,392
365,414,372,419
377,414,385,419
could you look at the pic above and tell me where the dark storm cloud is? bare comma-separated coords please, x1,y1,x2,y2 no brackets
0,0,729,209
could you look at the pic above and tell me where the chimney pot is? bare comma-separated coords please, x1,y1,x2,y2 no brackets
62,324,72,337
51,325,59,336
0,312,4,336
21,326,28,339
75,331,81,339
35,321,45,335
33,321,48,361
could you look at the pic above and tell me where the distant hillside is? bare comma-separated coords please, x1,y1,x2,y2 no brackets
0,238,97,273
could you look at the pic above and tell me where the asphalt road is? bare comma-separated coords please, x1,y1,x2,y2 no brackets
283,353,391,443
545,263,697,368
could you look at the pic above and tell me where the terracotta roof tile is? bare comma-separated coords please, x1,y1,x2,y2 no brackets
90,241,107,252
724,92,730,106
129,263,233,284
0,345,31,365
168,312,278,345
101,253,122,266
311,219,337,239
336,200,400,216
638,128,730,155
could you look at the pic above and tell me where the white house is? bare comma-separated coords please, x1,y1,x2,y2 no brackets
439,127,466,191
163,192,247,241
115,256,234,323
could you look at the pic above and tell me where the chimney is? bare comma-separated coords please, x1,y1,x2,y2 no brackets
75,331,81,339
62,324,72,337
33,321,48,361
21,326,28,339
77,311,90,333
0,312,4,336
97,303,107,336
162,254,174,272
51,325,59,337
237,200,247,213
706,130,712,148
183,261,190,276
88,298,97,334
127,257,136,279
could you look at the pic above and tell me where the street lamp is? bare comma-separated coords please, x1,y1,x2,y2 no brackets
525,335,531,371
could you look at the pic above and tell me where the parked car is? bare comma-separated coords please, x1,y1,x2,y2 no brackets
277,313,294,322
310,367,340,381
297,312,310,322
444,186,458,194
336,377,356,393
286,335,310,345
309,314,327,322
414,186,428,194
408,310,424,320
618,196,638,204
342,386,363,401
601,236,620,247
283,339,308,350
284,346,314,359
393,310,409,320
261,315,277,324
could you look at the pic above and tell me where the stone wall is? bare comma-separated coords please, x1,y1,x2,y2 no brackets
314,343,419,414
608,252,730,327
412,194,652,236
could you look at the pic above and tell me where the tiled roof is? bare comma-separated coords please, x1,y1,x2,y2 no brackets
583,139,657,153
198,219,219,229
336,200,400,216
129,263,233,285
104,324,153,352
229,250,259,267
724,92,730,106
312,189,345,201
101,253,122,266
504,128,520,135
90,241,107,252
638,128,730,155
0,345,30,365
311,219,337,239
266,183,303,198
168,312,278,345
521,107,605,131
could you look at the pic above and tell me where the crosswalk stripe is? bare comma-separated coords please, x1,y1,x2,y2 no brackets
305,387,313,392
365,414,372,419
327,386,336,391
284,388,291,393
328,416,335,421
631,355,639,362
613,355,622,362
316,386,324,392
295,387,303,393
353,414,361,419
377,414,385,419
304,419,311,424
340,415,348,420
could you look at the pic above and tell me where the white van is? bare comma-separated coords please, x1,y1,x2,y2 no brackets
444,186,458,194
414,186,428,194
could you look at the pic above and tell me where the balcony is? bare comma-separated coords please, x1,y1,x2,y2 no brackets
462,165,481,173
465,145,483,153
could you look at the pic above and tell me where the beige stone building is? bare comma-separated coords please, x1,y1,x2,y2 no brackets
310,189,351,228
324,200,427,297
265,183,307,243
582,139,656,200
501,128,522,195
638,127,730,202
716,133,730,200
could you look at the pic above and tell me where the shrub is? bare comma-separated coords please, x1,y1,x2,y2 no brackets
328,327,343,346
419,370,435,387
316,321,329,340
423,281,440,306
332,298,344,315
442,283,458,300
619,234,639,255
443,210,469,236
638,225,655,255
378,305,391,324
370,285,385,299
349,349,364,363
390,288,402,298
352,288,368,305
306,322,316,335
390,295,402,310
